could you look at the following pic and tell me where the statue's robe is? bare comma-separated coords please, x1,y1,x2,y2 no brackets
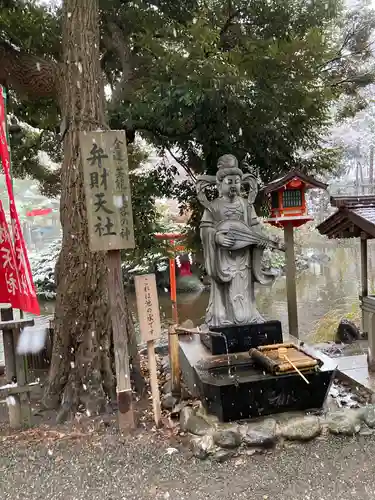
200,196,269,327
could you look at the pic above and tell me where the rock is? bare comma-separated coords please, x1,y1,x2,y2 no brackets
327,410,361,436
162,380,172,395
181,385,191,401
212,449,236,463
191,435,215,460
242,419,277,448
186,415,212,436
362,406,375,428
244,448,265,457
281,416,321,441
154,339,169,356
180,406,195,432
213,429,241,449
179,319,195,330
161,393,178,411
336,319,361,344
196,405,220,426
320,343,344,358
170,401,186,417
160,357,170,374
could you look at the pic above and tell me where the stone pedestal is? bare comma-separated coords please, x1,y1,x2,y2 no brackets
179,334,336,422
201,321,283,355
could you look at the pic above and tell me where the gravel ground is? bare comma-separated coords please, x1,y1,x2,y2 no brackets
1,427,375,500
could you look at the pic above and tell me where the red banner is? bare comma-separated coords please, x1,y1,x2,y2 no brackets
0,87,40,315
26,208,53,217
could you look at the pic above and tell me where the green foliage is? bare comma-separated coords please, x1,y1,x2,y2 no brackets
0,0,61,59
8,124,61,197
118,0,374,179
1,0,375,250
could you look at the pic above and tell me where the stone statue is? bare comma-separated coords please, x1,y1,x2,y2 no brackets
197,154,282,328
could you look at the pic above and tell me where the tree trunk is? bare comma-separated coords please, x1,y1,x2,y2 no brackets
42,0,143,420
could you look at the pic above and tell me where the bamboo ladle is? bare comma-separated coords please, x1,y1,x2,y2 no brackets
278,347,310,385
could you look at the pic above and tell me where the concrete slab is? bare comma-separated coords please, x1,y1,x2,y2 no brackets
336,354,368,371
335,354,375,393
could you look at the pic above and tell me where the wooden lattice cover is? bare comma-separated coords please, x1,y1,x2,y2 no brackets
249,343,322,375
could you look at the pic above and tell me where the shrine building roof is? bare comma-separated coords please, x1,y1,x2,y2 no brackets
317,195,375,239
262,170,328,194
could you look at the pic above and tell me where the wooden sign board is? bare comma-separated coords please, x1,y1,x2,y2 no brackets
79,130,135,252
134,274,161,343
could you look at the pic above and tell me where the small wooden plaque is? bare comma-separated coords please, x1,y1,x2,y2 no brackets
134,274,161,343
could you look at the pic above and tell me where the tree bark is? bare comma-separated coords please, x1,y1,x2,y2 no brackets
42,0,143,419
0,40,58,98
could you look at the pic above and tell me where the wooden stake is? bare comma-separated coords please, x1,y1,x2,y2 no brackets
134,274,163,426
361,236,368,298
361,236,369,335
147,340,162,427
107,250,135,432
169,255,178,323
1,308,22,428
13,328,31,426
169,324,181,396
284,222,299,339
1,308,16,383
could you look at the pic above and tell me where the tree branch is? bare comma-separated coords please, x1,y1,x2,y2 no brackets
0,40,58,98
166,147,197,182
101,19,133,108
220,8,244,37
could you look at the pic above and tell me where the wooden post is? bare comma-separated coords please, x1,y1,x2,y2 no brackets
361,235,369,336
147,340,162,427
361,236,368,298
107,250,135,431
168,245,180,395
0,318,39,429
284,222,299,339
1,309,21,429
134,274,162,427
169,252,178,324
13,328,31,427
1,308,16,383
169,324,181,397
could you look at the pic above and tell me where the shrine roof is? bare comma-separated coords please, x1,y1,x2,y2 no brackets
262,170,328,194
317,195,375,239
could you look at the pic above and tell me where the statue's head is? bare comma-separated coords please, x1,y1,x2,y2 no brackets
216,154,243,199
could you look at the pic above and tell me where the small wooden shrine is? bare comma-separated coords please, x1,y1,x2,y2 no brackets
317,195,375,371
263,170,328,228
262,170,328,339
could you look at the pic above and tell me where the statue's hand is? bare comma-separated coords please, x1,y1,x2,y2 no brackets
215,230,234,248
